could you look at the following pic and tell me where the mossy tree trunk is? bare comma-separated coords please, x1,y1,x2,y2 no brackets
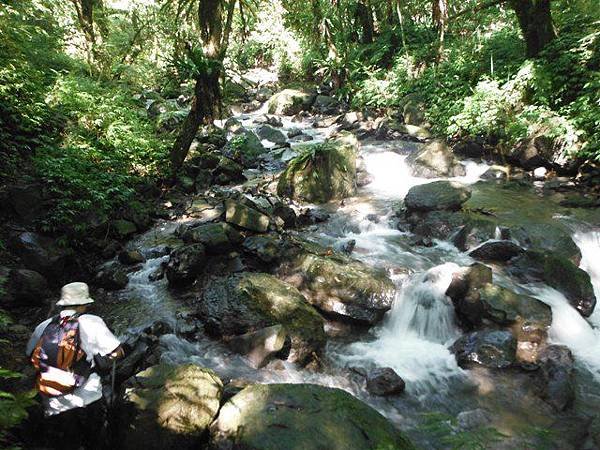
509,0,556,57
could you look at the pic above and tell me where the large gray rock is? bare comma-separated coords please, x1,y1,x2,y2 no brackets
468,240,525,262
226,324,287,368
538,345,575,411
279,239,395,325
181,222,242,254
406,140,465,178
224,200,270,232
7,232,68,278
404,181,471,212
199,272,326,365
509,249,596,317
165,244,206,285
256,124,287,145
210,383,415,450
1,269,48,306
277,132,358,203
267,89,315,115
450,330,517,369
95,262,129,290
224,129,265,168
120,364,222,450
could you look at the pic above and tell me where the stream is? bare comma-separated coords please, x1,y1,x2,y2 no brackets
102,104,600,448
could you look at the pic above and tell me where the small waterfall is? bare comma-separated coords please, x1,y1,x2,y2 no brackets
531,286,600,381
572,229,600,327
336,263,463,390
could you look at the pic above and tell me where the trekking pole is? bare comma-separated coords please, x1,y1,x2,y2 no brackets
110,358,116,407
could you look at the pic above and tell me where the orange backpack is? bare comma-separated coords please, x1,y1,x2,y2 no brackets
31,314,91,396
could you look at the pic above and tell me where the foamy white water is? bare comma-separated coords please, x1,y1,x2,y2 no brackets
573,229,600,327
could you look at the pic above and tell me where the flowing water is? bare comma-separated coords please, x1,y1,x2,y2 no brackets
104,106,600,446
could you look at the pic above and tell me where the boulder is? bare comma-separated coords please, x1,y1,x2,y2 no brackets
111,219,137,239
226,324,287,368
538,345,575,411
279,239,395,325
366,367,406,396
406,140,466,178
181,222,242,254
224,130,265,168
510,135,555,170
7,232,68,278
376,119,431,140
119,250,145,265
450,330,517,369
468,240,524,262
120,364,222,450
453,140,486,159
313,94,339,112
277,132,358,203
256,124,287,145
199,272,326,365
95,262,129,290
165,244,206,286
404,181,471,212
242,235,286,264
399,94,427,127
224,199,270,233
509,250,596,317
2,269,48,306
210,383,415,450
267,89,315,115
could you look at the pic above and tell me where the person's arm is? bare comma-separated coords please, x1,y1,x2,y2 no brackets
25,319,52,356
78,315,122,360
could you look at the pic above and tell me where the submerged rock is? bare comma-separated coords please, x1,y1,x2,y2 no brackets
279,239,396,325
450,330,517,369
267,89,315,115
538,345,575,411
510,249,596,317
404,181,471,212
366,367,406,396
120,364,222,450
210,383,415,450
406,140,466,178
277,132,358,203
199,272,326,365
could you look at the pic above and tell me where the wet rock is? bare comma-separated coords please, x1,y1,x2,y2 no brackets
366,367,406,396
165,244,207,286
450,330,517,369
456,409,491,430
480,166,509,180
7,232,68,278
453,140,486,159
277,132,358,203
280,239,395,325
509,249,596,317
468,240,524,262
111,219,137,239
226,324,287,368
118,250,145,265
210,384,414,450
267,89,315,116
223,130,265,168
242,235,286,264
538,345,575,411
224,117,243,133
95,262,129,290
120,364,222,450
148,264,166,282
287,127,303,138
181,222,242,254
510,135,556,170
297,208,330,226
255,86,274,102
375,118,431,140
446,263,493,303
406,140,466,178
404,181,471,212
200,273,325,365
224,199,270,232
312,94,339,112
256,124,287,145
272,204,297,229
290,133,314,142
1,269,49,306
121,201,153,232
334,239,356,255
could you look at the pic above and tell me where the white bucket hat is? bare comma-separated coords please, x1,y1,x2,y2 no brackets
56,282,95,306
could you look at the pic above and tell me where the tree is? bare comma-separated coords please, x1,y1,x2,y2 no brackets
70,0,109,74
432,0,448,57
509,0,556,57
169,0,236,173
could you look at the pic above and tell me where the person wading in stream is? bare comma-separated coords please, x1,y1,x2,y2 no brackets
26,282,124,450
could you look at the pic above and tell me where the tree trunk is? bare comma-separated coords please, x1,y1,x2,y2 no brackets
355,1,374,44
70,0,108,75
432,0,448,58
509,0,556,57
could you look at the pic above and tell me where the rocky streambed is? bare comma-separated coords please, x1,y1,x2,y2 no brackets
6,87,600,449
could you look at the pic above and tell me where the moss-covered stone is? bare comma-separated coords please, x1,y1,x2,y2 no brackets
120,363,223,450
199,272,326,365
267,89,315,115
224,199,270,232
406,139,466,177
210,383,415,450
277,132,358,203
279,238,395,324
404,181,471,212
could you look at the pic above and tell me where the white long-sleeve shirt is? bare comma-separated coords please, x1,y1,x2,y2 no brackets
26,310,120,416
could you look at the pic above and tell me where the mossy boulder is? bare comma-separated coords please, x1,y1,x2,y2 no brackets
225,128,265,167
210,383,415,450
165,244,207,286
199,272,326,365
510,249,596,317
267,89,315,115
404,181,471,212
406,139,465,178
181,222,243,254
224,199,270,232
120,364,223,450
450,330,517,369
277,132,358,203
279,239,395,325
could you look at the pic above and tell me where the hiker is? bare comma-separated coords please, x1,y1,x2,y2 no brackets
25,282,124,449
